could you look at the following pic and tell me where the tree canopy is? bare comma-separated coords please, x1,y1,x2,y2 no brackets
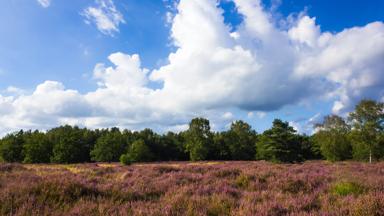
184,118,213,161
256,119,303,163
0,99,383,164
313,115,352,161
348,100,384,162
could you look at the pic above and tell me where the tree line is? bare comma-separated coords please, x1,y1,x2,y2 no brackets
0,99,383,164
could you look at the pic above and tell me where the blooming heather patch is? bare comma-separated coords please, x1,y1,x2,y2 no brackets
1,161,384,215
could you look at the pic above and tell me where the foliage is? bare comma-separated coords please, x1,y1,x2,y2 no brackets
184,118,213,161
211,132,231,160
256,119,303,162
313,115,352,161
91,128,126,162
49,126,92,163
160,132,188,161
224,120,257,160
300,134,323,160
348,99,384,161
124,139,153,163
23,130,53,163
330,181,366,196
0,130,25,162
119,154,131,165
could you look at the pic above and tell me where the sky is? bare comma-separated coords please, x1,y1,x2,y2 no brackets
0,0,383,135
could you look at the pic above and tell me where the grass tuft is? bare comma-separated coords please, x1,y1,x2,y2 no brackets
330,181,366,196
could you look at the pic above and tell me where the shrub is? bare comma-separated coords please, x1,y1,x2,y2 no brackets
206,195,232,216
214,169,241,178
282,179,308,194
267,204,289,216
235,174,251,189
119,154,131,165
125,139,153,162
0,163,26,172
155,166,180,174
330,181,366,196
352,194,384,216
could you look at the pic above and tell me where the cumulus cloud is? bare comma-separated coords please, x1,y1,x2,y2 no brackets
3,86,25,96
1,0,384,135
293,21,384,113
37,0,50,8
82,0,125,36
0,81,91,135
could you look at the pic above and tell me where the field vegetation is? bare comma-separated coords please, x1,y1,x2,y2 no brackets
1,161,384,215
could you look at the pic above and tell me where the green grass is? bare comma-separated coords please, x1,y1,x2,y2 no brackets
330,181,366,196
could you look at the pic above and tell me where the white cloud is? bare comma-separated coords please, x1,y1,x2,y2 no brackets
4,86,25,96
82,0,125,36
165,11,174,26
1,0,384,135
288,16,320,47
293,21,384,114
289,113,323,135
37,0,50,8
256,112,267,119
222,112,234,120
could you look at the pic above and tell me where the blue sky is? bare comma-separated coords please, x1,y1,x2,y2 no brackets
0,0,383,135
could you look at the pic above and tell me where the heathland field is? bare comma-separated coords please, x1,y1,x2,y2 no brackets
1,161,384,216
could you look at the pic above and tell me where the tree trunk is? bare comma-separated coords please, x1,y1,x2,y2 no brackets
369,149,372,164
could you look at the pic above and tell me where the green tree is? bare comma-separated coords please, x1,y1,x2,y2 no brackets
300,134,322,160
256,119,302,162
0,130,25,162
81,128,99,161
49,125,90,163
224,120,257,160
122,139,153,163
313,115,352,161
159,132,188,161
211,132,231,160
23,130,53,163
185,117,213,161
135,129,163,160
349,99,384,162
91,128,126,162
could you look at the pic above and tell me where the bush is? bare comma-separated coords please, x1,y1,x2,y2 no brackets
282,179,308,194
154,166,180,174
119,154,131,165
235,174,251,189
125,139,153,162
352,194,384,216
0,163,26,172
206,195,232,216
330,181,366,196
214,169,241,178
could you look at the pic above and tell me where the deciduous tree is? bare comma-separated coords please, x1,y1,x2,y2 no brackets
349,100,384,162
185,118,213,161
313,115,352,161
